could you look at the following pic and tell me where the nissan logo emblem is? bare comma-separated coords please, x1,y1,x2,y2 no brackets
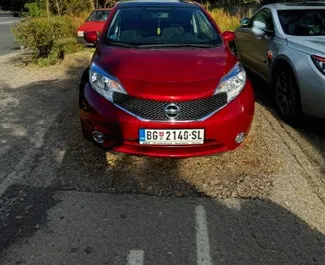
164,103,180,119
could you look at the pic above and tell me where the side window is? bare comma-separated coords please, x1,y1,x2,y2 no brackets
194,11,216,39
249,8,274,31
107,10,121,40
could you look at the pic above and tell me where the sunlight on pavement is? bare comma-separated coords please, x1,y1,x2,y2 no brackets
127,250,144,265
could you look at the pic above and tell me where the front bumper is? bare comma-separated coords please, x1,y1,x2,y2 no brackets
77,36,87,45
79,82,255,158
77,36,95,47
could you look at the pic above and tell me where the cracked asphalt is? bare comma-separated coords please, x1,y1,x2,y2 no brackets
0,50,325,264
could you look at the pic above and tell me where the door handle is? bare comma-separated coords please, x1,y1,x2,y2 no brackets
256,34,266,40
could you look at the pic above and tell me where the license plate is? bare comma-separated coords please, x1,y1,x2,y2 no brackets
139,129,204,145
77,31,84,37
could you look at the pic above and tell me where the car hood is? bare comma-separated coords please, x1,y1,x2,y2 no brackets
95,45,236,101
77,21,106,32
287,36,325,55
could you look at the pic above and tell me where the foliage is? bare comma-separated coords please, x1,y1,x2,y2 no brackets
56,0,93,16
12,16,83,65
36,38,83,66
210,8,242,32
4,0,94,16
204,2,254,32
22,2,46,17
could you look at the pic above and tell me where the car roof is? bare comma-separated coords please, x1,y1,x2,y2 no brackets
116,0,199,8
263,1,325,11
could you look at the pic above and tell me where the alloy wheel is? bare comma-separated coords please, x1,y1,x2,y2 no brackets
275,71,295,117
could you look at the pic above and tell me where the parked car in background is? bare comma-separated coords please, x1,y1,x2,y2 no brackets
76,8,111,45
234,2,325,123
79,0,255,158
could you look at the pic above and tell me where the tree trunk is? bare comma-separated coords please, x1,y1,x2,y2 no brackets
46,0,50,17
55,0,61,16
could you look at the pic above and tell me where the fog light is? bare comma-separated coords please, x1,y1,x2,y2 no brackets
92,131,105,144
235,132,245,144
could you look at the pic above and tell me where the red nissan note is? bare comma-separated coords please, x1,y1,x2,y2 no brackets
79,0,255,158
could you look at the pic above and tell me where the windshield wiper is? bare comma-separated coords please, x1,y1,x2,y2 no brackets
136,43,218,48
105,40,136,48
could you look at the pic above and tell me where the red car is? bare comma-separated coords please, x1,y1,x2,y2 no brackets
79,0,255,158
76,8,111,45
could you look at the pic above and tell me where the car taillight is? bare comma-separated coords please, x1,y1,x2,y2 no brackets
311,55,325,75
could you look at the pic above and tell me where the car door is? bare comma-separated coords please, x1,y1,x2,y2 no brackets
249,8,275,81
235,23,255,67
236,8,275,81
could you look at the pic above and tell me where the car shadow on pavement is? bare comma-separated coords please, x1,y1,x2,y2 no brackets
0,66,203,197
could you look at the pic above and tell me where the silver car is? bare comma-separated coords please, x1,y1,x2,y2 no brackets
234,2,325,123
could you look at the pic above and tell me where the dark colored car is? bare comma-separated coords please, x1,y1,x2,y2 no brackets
79,0,255,158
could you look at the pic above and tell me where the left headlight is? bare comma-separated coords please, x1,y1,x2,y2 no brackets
89,63,127,102
214,62,246,103
311,55,325,75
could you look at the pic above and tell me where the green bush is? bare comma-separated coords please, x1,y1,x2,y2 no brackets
12,16,83,65
13,17,54,58
22,2,46,18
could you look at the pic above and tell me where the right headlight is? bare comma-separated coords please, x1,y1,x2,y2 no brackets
89,62,127,102
214,62,246,103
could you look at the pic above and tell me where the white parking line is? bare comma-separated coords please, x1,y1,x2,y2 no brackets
0,21,18,25
196,205,213,265
127,250,144,265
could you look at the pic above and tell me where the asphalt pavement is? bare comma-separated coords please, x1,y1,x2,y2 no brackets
0,12,20,56
0,189,324,265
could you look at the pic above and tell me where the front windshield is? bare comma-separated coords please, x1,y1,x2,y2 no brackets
87,10,110,21
278,9,325,36
106,7,222,47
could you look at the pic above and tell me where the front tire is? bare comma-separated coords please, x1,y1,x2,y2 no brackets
272,66,302,124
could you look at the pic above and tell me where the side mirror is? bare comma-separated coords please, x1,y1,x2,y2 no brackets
264,29,275,36
252,21,274,37
84,31,99,44
240,17,250,26
223,31,235,43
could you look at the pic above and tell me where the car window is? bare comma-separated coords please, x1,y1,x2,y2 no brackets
278,9,325,36
249,8,274,31
194,10,215,39
106,7,222,46
87,10,110,21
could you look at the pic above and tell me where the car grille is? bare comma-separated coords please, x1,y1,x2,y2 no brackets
112,92,228,121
